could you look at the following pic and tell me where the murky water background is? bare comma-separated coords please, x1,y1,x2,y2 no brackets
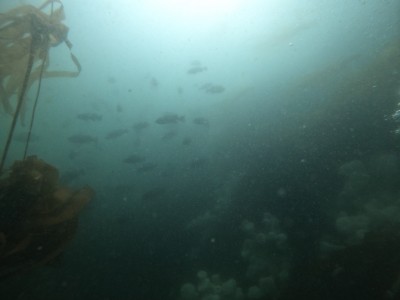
1,1,400,299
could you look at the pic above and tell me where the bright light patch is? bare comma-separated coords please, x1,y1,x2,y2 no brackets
146,0,242,24
169,0,238,18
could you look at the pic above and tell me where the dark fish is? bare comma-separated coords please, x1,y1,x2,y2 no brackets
189,157,208,169
207,85,225,94
13,131,39,143
76,113,103,122
182,137,192,146
150,77,158,88
113,184,136,195
123,154,146,164
133,121,150,131
136,162,157,173
200,83,214,90
116,104,123,113
68,150,79,160
200,83,225,94
107,76,116,84
68,134,97,145
193,117,209,127
191,60,202,66
187,66,207,74
61,169,85,184
156,113,185,124
162,131,177,141
105,129,129,140
141,187,166,201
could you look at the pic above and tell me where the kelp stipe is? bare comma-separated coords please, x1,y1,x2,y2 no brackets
0,0,81,172
0,1,92,280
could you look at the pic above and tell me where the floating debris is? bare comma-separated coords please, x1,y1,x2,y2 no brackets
105,129,129,140
76,113,102,122
156,113,185,124
123,154,146,164
68,134,97,145
193,117,209,127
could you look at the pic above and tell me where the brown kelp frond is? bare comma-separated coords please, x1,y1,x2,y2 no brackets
0,0,81,119
0,0,81,173
0,156,94,279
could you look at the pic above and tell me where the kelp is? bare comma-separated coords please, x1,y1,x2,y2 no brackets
0,0,81,173
0,2,90,278
0,156,93,279
0,0,81,121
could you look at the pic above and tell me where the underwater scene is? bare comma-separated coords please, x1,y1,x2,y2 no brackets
1,0,400,299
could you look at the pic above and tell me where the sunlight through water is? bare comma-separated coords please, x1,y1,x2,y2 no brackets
145,0,243,25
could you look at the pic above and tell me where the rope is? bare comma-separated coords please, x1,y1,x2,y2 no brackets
24,51,48,159
23,2,54,159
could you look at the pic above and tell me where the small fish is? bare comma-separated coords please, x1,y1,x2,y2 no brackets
193,117,209,127
150,77,158,88
141,187,166,201
105,129,129,140
76,113,103,122
162,131,177,141
107,76,116,84
13,132,40,143
156,113,185,124
189,157,208,169
206,85,225,94
182,137,192,146
133,121,150,131
136,162,158,173
68,150,79,160
187,66,207,74
200,83,225,94
68,134,97,145
123,154,146,164
191,60,202,67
